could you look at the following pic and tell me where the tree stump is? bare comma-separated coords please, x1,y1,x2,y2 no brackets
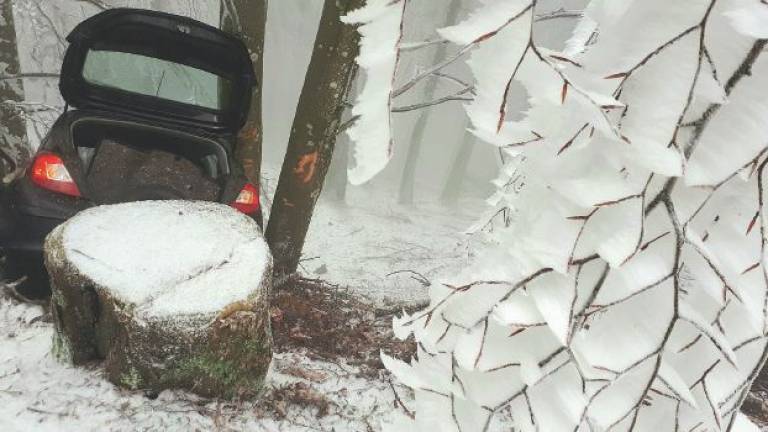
45,201,272,399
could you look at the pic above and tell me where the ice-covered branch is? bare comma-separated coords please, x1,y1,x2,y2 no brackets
342,0,407,185
376,0,768,430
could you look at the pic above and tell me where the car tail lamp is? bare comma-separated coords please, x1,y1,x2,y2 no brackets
231,183,260,215
30,152,81,197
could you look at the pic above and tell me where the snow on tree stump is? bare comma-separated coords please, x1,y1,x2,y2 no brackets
44,201,272,399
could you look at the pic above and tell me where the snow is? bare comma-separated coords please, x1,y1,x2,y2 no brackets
686,55,768,187
375,0,768,429
53,201,270,318
0,296,394,432
451,2,533,148
439,0,532,46
260,164,480,310
342,0,405,185
1,168,487,431
725,2,768,39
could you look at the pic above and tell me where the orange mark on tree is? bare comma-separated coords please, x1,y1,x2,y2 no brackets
294,151,319,184
240,126,260,141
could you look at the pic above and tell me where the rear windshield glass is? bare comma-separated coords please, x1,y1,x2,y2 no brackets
82,50,231,110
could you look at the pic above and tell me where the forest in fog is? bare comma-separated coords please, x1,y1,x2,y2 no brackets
10,0,585,205
3,0,768,430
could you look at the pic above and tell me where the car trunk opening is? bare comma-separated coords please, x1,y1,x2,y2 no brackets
71,118,227,204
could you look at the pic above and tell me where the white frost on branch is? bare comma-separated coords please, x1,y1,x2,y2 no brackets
439,0,534,147
342,0,406,185
352,0,768,431
724,0,768,39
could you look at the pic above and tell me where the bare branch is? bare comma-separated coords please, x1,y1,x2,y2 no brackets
0,73,60,82
392,87,474,113
74,0,109,10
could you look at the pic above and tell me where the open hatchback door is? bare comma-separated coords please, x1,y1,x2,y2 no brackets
60,8,255,132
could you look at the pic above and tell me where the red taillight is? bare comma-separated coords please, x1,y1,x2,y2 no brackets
231,183,260,214
29,152,81,197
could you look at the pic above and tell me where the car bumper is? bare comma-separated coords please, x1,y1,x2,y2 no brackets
0,178,90,253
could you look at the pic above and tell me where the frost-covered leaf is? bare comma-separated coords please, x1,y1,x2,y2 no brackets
376,0,768,429
450,4,533,146
381,352,424,390
343,0,405,185
438,0,533,46
679,303,738,367
619,29,700,176
527,272,575,345
686,56,768,186
586,355,657,428
732,413,762,432
453,396,492,432
492,291,544,327
658,361,698,407
724,2,768,38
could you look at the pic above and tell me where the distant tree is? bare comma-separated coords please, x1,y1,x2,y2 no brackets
439,125,474,205
265,0,365,277
397,0,463,205
0,0,31,177
325,133,351,203
220,0,267,197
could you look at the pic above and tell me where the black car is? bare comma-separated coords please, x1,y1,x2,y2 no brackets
0,9,261,295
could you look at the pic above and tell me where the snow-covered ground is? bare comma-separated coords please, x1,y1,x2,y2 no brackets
262,165,482,309
0,296,396,431
1,180,485,431
3,165,767,430
301,194,478,309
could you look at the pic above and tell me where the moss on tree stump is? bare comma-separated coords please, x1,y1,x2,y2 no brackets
45,201,272,399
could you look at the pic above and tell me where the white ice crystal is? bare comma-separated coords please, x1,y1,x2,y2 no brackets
345,0,768,430
342,0,406,185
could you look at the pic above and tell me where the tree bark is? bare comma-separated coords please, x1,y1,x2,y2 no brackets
440,127,474,205
265,0,363,278
398,0,462,205
46,201,273,399
0,0,30,177
220,0,268,222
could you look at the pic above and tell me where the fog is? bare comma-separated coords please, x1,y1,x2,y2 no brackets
13,0,585,204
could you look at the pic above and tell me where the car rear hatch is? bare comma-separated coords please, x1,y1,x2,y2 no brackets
60,8,255,133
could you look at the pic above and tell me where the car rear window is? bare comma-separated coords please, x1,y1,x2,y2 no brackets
82,50,232,110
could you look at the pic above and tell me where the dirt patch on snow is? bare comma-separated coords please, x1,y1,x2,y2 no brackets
270,277,416,377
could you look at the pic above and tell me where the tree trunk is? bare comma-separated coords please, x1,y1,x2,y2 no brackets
221,0,268,223
46,201,273,399
0,0,30,177
440,128,475,205
398,0,462,205
265,0,363,278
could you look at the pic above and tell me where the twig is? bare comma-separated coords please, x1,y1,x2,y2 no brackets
386,270,432,287
392,88,474,113
73,0,109,10
2,277,47,306
534,8,583,22
0,73,60,82
389,380,415,419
